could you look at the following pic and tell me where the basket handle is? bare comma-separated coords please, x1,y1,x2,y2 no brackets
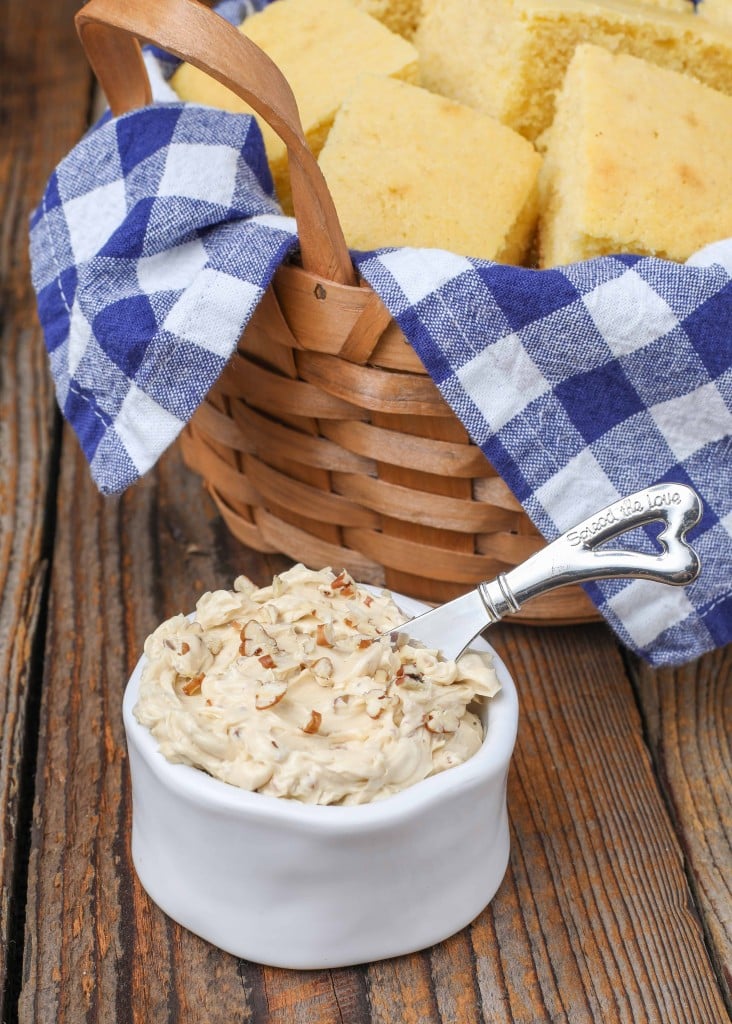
75,0,356,285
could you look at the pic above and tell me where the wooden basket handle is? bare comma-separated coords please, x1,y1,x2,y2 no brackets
75,0,356,285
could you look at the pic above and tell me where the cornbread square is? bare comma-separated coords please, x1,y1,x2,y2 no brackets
415,0,732,143
415,0,518,134
351,0,423,38
317,75,542,262
171,0,418,212
538,44,732,266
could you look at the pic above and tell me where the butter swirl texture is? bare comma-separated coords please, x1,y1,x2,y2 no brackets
134,565,500,805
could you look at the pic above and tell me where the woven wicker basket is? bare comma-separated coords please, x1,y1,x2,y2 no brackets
77,0,599,623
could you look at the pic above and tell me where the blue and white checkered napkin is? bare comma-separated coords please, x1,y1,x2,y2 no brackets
355,245,732,666
30,103,298,493
29,9,731,666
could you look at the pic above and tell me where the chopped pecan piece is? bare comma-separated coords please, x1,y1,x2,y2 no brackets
255,679,287,710
182,673,205,696
365,689,388,719
395,664,423,689
302,710,322,734
331,572,355,598
424,708,461,735
312,657,334,680
240,619,276,657
316,622,335,648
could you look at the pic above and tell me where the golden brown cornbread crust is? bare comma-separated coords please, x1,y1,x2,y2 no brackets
170,0,732,267
538,43,732,266
317,75,542,262
352,0,423,38
416,0,732,143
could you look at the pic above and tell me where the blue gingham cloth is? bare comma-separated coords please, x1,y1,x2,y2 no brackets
29,6,731,666
355,244,732,666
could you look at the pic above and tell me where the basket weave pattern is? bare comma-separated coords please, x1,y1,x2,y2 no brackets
77,0,598,623
180,265,598,622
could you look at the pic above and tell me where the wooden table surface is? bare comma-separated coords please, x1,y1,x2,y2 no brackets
2,2,731,1021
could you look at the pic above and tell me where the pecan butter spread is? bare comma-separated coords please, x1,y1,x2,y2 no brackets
133,565,500,805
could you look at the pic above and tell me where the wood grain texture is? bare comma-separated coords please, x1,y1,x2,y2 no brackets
485,624,730,1024
18,434,731,1022
361,624,731,1024
629,646,732,1009
7,1,730,1018
0,0,92,1012
19,443,258,1023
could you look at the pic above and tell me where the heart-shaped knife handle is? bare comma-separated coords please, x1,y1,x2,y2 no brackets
480,483,702,619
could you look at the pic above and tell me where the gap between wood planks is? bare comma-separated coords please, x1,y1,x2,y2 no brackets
2,412,62,1024
1,58,99,1024
622,645,732,1020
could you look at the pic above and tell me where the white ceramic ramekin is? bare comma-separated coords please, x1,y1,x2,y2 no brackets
122,590,519,969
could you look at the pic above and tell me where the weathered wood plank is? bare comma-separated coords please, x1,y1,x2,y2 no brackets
629,646,732,1010
361,624,729,1024
0,0,92,1013
21,433,730,1024
7,1,729,1021
19,440,374,1023
484,624,730,1024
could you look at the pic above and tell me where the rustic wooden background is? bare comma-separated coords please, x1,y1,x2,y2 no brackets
2,1,730,1021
